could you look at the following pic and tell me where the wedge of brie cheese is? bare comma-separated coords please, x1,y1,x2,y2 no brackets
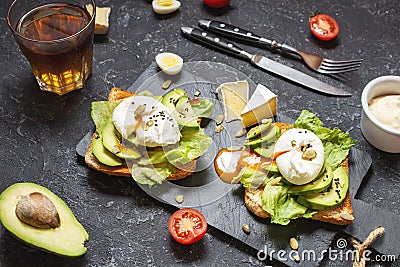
274,128,324,185
240,84,277,128
216,81,249,122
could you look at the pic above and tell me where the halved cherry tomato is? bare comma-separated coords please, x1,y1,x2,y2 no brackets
168,208,207,244
203,0,230,9
309,14,339,41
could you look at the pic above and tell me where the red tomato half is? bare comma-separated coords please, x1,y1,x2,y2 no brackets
168,208,207,245
309,14,339,41
203,0,230,9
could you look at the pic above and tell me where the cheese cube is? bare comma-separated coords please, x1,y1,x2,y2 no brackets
216,81,249,122
240,83,277,128
86,5,111,35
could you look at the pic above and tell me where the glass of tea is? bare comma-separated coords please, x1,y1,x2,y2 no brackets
7,0,96,95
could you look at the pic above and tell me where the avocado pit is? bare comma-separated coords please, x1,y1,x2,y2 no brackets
15,192,60,229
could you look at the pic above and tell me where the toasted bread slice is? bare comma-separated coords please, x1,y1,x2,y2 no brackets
84,88,197,180
244,123,354,225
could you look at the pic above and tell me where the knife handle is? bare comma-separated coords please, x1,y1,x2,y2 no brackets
181,27,253,61
198,19,298,54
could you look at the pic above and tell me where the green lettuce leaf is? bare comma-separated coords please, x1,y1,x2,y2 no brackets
232,167,268,187
130,164,172,187
293,110,357,169
261,185,308,225
91,100,122,132
139,128,212,166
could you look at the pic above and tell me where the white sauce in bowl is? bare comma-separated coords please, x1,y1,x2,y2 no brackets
368,94,400,131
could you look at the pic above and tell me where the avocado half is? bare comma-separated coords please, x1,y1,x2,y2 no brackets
0,183,89,257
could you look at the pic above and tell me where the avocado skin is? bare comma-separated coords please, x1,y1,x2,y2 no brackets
297,167,349,211
244,125,281,149
102,122,142,159
92,133,122,166
288,164,333,195
0,183,89,257
246,119,272,140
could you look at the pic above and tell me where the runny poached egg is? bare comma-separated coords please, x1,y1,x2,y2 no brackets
112,96,180,147
273,128,325,185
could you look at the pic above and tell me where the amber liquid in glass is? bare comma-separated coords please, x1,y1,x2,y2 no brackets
16,4,93,94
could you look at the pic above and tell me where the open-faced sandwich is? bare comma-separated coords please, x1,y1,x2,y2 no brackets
213,82,357,226
85,87,214,186
236,110,357,225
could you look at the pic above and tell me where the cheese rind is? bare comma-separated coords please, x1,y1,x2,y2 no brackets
240,83,277,128
216,81,249,122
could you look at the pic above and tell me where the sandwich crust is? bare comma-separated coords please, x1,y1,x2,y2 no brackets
84,88,197,180
244,123,354,225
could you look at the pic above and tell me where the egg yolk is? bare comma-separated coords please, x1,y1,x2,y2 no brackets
162,56,179,68
157,0,173,6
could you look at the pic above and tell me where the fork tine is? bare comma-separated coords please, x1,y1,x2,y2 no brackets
319,64,361,72
321,61,362,68
317,66,361,74
322,58,363,64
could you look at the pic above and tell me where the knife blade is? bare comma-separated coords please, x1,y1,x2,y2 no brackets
181,27,351,97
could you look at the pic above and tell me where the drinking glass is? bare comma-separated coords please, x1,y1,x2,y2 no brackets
7,0,96,95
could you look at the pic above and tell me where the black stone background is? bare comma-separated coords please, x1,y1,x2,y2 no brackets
0,0,399,266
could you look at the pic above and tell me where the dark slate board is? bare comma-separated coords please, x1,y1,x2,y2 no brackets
76,62,400,266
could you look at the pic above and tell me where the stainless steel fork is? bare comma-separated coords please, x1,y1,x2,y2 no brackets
198,19,363,75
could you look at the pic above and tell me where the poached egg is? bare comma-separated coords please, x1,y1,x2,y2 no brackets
112,96,180,147
274,128,324,185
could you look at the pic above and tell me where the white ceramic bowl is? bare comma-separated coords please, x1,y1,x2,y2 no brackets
361,76,400,153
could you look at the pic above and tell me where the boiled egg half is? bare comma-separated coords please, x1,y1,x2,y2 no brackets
273,128,325,185
112,95,180,147
152,0,181,15
155,52,183,75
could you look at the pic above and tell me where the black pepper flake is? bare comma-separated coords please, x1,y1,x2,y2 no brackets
95,135,100,139
335,200,339,203
162,118,165,120
155,124,158,126
298,131,302,133
305,130,308,133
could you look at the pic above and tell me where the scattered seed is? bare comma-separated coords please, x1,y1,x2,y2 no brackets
242,223,251,234
340,213,354,221
162,79,172,89
175,195,184,204
134,104,146,116
215,124,224,133
194,90,201,97
293,254,300,262
268,177,281,186
216,114,224,125
261,118,270,124
112,145,121,154
302,150,317,161
291,140,297,147
235,128,246,138
290,237,299,250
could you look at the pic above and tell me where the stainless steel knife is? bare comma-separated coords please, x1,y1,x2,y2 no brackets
181,27,352,97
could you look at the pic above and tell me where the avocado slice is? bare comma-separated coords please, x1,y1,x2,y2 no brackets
102,122,142,159
92,133,122,166
162,89,199,129
262,161,279,173
0,183,89,257
161,88,187,109
254,144,275,159
297,167,349,211
244,125,281,149
288,164,333,195
246,119,272,140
